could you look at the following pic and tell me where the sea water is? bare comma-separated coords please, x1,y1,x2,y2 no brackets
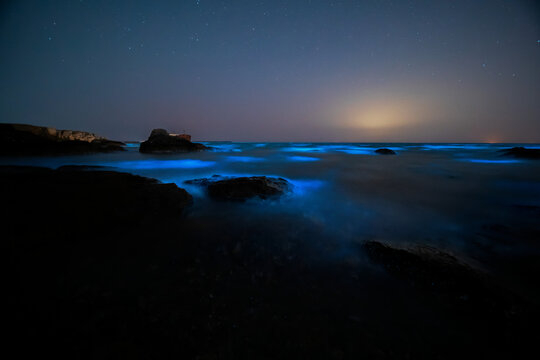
2,142,540,284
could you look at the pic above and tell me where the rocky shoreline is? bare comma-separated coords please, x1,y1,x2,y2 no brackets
3,164,539,359
2,124,540,358
0,123,125,155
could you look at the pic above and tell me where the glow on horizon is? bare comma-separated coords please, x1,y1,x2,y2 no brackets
333,91,436,142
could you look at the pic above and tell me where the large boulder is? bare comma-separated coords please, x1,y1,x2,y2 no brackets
1,165,193,225
0,123,125,155
500,147,540,159
185,175,290,201
139,128,209,153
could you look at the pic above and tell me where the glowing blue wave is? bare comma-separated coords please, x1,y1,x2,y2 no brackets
226,156,264,162
287,156,320,162
464,159,521,164
105,159,217,169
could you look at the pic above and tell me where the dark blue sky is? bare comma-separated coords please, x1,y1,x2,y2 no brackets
1,0,539,142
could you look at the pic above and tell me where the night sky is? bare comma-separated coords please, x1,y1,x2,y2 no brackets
1,0,539,142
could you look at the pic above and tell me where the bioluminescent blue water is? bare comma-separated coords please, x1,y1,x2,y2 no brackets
280,144,404,154
104,159,217,169
226,156,264,162
465,159,521,164
287,156,320,162
421,144,492,150
282,146,327,153
2,141,540,260
337,149,374,155
287,179,326,195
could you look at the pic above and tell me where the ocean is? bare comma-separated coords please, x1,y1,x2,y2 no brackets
3,142,540,296
4,141,540,356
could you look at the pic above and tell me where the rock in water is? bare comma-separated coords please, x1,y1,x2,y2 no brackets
375,148,396,155
139,128,209,153
500,146,540,159
0,123,125,155
185,175,290,201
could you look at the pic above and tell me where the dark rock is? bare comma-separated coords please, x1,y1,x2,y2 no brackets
375,148,396,155
2,165,195,357
186,175,290,201
0,165,193,225
500,146,540,159
362,241,529,325
363,241,478,292
0,123,125,156
139,128,209,153
149,128,169,137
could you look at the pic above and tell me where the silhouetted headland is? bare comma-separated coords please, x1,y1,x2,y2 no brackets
0,123,125,155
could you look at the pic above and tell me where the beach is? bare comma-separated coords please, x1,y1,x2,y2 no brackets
3,142,540,358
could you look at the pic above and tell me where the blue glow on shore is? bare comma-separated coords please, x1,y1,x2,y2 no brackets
282,144,403,154
208,144,242,152
287,156,320,162
288,179,326,195
337,149,373,155
226,156,264,162
282,146,327,152
422,144,497,150
465,159,521,164
106,159,216,169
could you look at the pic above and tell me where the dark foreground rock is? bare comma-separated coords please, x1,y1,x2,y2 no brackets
0,123,125,155
139,128,209,153
364,241,482,293
186,175,291,201
0,165,192,220
363,241,537,347
375,148,396,155
500,146,540,159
